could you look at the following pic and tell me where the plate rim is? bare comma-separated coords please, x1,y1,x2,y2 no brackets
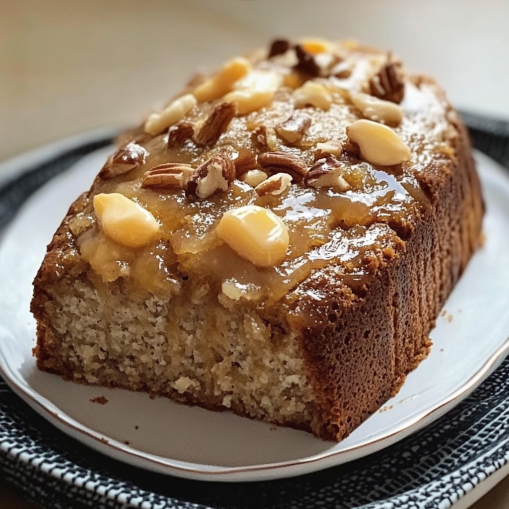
0,143,508,482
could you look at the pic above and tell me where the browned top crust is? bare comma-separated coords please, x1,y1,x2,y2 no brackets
33,38,465,328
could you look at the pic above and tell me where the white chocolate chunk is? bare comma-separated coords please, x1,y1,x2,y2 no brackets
93,193,160,248
193,57,251,102
144,94,197,135
351,92,403,126
346,119,411,166
216,205,289,267
294,81,332,111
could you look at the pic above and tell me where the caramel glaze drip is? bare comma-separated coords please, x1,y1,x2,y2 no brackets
71,41,458,317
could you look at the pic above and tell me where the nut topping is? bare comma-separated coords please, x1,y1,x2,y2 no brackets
252,125,278,151
240,170,268,187
224,71,281,115
186,153,235,199
194,57,251,103
252,125,268,150
257,151,308,182
268,39,291,58
93,193,160,248
99,143,147,180
195,102,237,145
314,140,343,160
168,121,195,148
346,119,411,166
300,38,333,55
216,205,289,267
294,44,320,76
255,173,293,196
144,94,197,136
294,81,332,110
234,151,258,176
275,113,312,145
142,163,194,190
351,92,403,126
330,61,352,79
369,58,405,104
305,158,350,191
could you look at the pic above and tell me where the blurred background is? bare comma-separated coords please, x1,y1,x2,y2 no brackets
1,0,509,162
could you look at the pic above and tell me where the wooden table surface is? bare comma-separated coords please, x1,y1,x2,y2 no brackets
1,1,508,507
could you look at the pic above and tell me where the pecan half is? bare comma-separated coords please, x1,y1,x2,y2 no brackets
268,39,291,58
168,121,195,148
305,158,350,191
99,142,147,180
257,151,308,182
275,113,312,145
369,58,405,104
195,102,237,145
255,173,293,196
186,153,235,199
142,163,194,190
293,44,320,77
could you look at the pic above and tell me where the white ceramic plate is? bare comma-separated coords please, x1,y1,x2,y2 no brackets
0,148,508,483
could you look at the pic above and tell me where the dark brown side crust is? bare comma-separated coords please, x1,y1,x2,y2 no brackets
298,120,484,441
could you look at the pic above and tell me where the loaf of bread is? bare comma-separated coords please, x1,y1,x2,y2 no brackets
31,38,484,441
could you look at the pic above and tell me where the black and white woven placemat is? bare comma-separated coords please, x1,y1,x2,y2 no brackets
1,113,509,509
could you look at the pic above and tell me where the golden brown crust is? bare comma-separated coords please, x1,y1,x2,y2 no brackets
31,40,484,441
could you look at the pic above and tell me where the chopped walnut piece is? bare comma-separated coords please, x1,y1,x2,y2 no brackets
369,58,405,104
99,143,147,180
255,173,293,196
252,125,267,150
142,163,194,190
330,61,352,79
252,126,268,150
275,113,312,145
252,125,278,151
168,121,195,148
314,140,343,160
234,151,258,177
305,158,350,190
257,151,308,182
268,39,291,58
186,153,235,199
195,102,237,146
343,140,361,157
294,44,320,76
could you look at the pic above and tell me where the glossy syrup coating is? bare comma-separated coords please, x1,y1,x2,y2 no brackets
71,39,459,309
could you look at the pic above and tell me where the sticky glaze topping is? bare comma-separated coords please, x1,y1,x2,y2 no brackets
70,38,458,304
